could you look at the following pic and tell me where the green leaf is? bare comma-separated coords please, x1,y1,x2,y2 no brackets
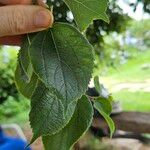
29,22,94,113
29,80,77,142
15,35,38,99
94,98,115,137
15,64,38,99
42,95,93,150
95,97,112,115
17,34,35,82
64,0,109,31
94,76,101,92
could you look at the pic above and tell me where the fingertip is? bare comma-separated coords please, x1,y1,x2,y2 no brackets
48,10,54,27
34,9,54,28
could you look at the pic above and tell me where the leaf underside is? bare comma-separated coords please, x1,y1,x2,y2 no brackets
64,0,109,31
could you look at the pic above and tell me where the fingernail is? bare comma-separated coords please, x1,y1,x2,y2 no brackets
38,0,49,8
34,10,51,28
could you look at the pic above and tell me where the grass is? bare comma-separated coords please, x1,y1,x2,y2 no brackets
101,49,150,83
98,49,150,112
113,91,150,112
0,96,30,126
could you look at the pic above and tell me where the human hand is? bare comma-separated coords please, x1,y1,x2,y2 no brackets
0,0,53,45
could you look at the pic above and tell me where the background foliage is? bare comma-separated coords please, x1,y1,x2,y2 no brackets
0,47,18,104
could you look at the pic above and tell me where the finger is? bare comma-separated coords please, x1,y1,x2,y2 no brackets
0,0,47,5
0,5,53,37
0,35,23,46
0,0,31,5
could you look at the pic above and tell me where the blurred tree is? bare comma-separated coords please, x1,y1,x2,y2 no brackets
129,19,150,47
0,47,18,104
128,0,150,13
48,0,149,60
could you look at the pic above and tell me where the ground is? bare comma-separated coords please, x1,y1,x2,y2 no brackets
98,50,150,112
23,126,150,150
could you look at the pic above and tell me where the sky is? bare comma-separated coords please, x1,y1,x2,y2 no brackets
117,0,150,20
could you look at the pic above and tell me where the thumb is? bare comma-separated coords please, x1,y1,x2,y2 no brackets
0,5,53,37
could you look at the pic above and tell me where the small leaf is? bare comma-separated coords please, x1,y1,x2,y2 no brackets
64,0,109,31
29,23,94,113
15,64,38,99
29,80,77,142
15,35,38,98
94,76,101,92
94,98,115,137
18,34,35,82
42,95,93,150
95,97,112,115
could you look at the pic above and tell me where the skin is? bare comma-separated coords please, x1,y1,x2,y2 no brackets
0,0,53,46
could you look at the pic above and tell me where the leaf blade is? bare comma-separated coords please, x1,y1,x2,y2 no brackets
42,95,93,150
15,63,38,99
94,98,115,137
15,35,38,99
29,80,77,142
94,76,101,92
64,0,109,31
29,23,94,113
